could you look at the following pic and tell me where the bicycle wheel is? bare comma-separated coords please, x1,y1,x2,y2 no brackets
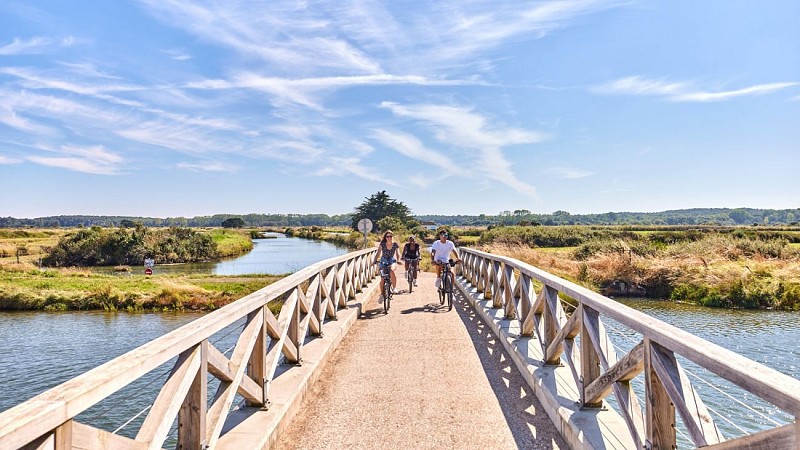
443,274,452,310
383,278,391,313
407,268,414,293
439,275,445,305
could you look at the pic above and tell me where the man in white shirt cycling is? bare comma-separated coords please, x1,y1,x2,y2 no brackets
430,230,459,289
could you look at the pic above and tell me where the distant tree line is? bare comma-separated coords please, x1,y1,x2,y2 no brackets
2,208,799,229
417,208,800,227
0,213,351,228
42,225,217,267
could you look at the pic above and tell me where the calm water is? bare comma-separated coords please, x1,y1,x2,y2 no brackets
605,298,800,443
94,232,349,276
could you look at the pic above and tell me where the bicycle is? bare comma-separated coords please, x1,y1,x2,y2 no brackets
436,259,459,311
404,257,420,293
378,262,393,313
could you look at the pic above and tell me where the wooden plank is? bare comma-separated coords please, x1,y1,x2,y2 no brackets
205,312,263,448
645,338,676,449
246,307,267,407
581,307,602,407
562,338,582,388
492,260,503,308
584,341,644,404
615,381,645,450
178,341,207,450
545,304,582,363
519,275,536,337
649,342,723,446
503,264,516,319
21,433,53,450
136,345,202,447
703,423,794,450
286,289,302,364
54,420,72,450
264,292,300,400
308,274,323,336
69,422,148,450
206,343,263,404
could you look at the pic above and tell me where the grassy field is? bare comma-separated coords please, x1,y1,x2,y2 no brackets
0,262,280,311
0,227,269,311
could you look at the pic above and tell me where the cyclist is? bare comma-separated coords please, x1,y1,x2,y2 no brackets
431,230,459,289
401,236,421,287
374,230,403,297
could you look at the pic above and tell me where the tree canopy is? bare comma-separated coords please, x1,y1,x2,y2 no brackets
351,191,417,231
221,217,245,228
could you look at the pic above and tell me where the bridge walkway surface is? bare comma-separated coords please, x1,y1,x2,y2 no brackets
275,272,566,449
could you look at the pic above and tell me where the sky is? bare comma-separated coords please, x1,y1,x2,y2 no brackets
1,1,798,218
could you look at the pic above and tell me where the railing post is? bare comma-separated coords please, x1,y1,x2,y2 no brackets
54,420,72,450
519,274,535,337
247,307,267,407
645,338,676,449
580,306,602,407
178,341,207,449
491,260,503,308
287,288,302,364
503,264,516,319
543,286,559,364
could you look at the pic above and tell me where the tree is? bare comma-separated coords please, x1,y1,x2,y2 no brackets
351,191,415,231
222,217,245,228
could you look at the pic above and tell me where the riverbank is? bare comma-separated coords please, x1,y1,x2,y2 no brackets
0,262,282,312
477,226,800,310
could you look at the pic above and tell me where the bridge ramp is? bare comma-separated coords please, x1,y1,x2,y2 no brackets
276,272,566,449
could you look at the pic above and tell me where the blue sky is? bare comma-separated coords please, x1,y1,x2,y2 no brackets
1,1,798,218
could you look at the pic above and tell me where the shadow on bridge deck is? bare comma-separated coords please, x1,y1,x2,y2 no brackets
274,272,566,449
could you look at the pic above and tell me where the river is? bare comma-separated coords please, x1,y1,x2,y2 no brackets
2,238,799,445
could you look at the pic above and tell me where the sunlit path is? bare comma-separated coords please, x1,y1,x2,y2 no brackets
276,272,565,449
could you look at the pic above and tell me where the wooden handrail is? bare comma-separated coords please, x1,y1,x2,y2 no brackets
459,247,800,449
0,247,378,449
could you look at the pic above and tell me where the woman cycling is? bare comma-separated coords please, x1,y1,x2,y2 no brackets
374,230,403,297
401,236,421,287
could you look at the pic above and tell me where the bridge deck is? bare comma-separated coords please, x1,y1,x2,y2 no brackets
275,272,565,449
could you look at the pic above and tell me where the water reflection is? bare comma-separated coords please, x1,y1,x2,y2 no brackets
94,233,349,276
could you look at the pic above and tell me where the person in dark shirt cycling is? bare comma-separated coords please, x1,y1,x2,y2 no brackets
374,230,403,296
401,236,421,287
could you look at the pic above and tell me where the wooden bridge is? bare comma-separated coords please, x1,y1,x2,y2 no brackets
1,247,799,449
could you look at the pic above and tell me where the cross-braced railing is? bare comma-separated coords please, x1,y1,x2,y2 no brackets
459,248,800,449
0,248,378,449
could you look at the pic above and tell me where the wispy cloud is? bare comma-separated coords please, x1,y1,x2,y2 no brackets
135,0,381,74
316,156,397,185
370,129,466,176
177,161,239,172
379,101,543,197
593,76,687,96
0,36,75,55
0,155,23,164
544,166,594,179
187,73,477,109
163,48,192,61
671,82,799,102
27,145,125,175
594,76,799,102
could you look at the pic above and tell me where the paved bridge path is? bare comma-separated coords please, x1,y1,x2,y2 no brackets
276,272,566,449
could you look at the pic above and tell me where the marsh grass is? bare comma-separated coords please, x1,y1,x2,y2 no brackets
480,226,800,310
0,263,282,312
209,228,254,257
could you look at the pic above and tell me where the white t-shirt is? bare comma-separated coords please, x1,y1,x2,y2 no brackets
431,239,457,263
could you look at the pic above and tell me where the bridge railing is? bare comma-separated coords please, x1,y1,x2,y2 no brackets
0,248,378,449
459,247,800,449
